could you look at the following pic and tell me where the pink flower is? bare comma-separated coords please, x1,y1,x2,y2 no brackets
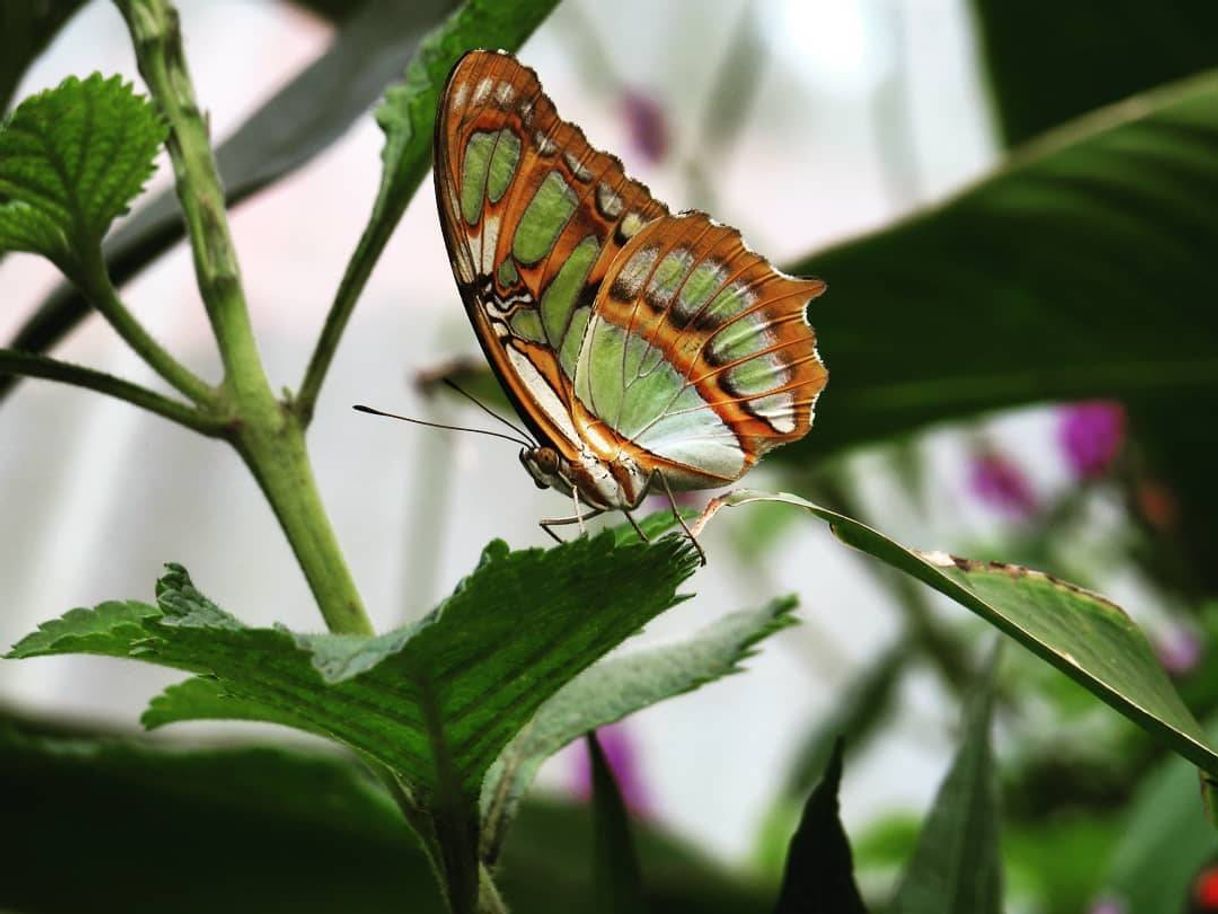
571,722,652,816
1088,898,1126,914
1156,626,1203,677
1059,401,1126,480
969,450,1038,518
620,89,669,165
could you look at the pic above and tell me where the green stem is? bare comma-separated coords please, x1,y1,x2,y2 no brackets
116,0,372,636
233,406,373,635
81,250,215,404
0,347,225,435
478,867,509,914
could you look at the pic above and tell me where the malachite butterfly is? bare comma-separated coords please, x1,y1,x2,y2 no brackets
434,49,827,540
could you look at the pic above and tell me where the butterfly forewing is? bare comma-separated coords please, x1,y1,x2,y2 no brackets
434,50,667,453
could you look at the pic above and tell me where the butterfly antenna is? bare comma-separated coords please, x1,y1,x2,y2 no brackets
352,404,535,449
439,378,537,446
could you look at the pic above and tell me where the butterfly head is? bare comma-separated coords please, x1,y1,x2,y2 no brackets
519,446,569,493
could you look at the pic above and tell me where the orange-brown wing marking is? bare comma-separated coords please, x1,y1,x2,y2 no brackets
573,212,827,486
434,50,668,456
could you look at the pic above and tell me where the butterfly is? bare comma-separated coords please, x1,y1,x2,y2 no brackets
433,49,827,553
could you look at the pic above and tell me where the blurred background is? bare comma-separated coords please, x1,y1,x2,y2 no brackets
1,1,1214,912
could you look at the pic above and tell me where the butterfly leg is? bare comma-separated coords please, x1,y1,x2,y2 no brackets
540,506,605,543
658,471,707,566
621,509,650,544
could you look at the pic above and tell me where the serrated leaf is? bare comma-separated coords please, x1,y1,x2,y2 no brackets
890,650,1002,914
589,732,647,914
481,596,798,858
9,534,698,806
697,490,1218,774
772,741,868,914
0,73,164,275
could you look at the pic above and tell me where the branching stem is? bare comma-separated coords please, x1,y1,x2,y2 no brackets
0,348,225,435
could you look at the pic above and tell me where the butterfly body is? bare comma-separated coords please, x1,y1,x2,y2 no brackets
434,50,827,521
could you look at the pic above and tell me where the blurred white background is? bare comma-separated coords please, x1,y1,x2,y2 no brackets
0,0,1100,871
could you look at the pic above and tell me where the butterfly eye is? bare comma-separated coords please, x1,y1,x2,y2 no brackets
535,447,560,474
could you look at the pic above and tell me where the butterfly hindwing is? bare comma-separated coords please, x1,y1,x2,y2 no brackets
573,212,827,486
434,50,667,449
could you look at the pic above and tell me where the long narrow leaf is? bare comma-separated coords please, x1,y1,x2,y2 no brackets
589,732,647,914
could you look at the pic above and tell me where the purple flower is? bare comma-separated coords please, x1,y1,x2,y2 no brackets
1156,626,1203,677
620,89,669,165
572,722,652,816
1088,897,1126,914
969,450,1038,518
1059,401,1126,480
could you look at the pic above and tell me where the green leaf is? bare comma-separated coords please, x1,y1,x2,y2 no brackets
696,490,1218,773
0,73,165,276
890,650,1002,914
10,537,697,912
780,71,1218,458
10,536,697,805
1101,713,1218,913
971,0,1218,147
1,0,453,390
0,1,87,115
772,740,869,914
589,732,648,914
481,596,798,858
0,711,767,914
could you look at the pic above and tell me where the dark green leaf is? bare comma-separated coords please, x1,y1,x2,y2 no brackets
781,72,1218,458
972,0,1218,146
589,732,647,914
1,0,453,384
0,73,164,277
890,650,1002,914
697,490,1218,773
482,596,797,857
772,740,868,914
0,712,766,914
0,1,87,115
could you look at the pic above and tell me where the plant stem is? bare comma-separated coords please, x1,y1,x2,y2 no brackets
81,249,215,405
234,406,373,636
116,0,372,636
478,867,509,914
0,348,225,435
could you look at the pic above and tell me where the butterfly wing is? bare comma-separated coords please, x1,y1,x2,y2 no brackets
433,49,668,455
571,211,827,488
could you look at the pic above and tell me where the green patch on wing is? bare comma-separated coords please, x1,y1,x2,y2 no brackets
513,171,577,263
541,234,599,348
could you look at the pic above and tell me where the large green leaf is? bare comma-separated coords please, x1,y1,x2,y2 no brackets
890,652,1002,914
0,0,451,391
0,73,164,279
0,712,766,914
9,536,696,804
0,0,87,115
693,490,1218,773
972,0,1218,147
481,595,797,858
772,741,868,914
781,71,1218,458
